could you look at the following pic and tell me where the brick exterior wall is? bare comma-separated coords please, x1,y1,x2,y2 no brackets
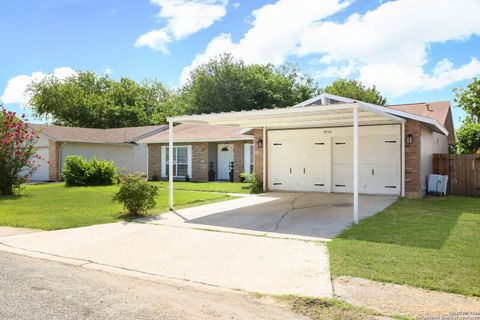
48,140,60,181
147,144,161,180
147,141,251,182
192,142,209,181
233,141,244,182
252,129,266,191
405,120,422,198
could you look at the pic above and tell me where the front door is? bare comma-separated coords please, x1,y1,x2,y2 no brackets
217,144,234,180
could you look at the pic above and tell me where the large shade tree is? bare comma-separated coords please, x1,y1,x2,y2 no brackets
182,54,320,114
454,77,480,154
26,72,183,128
324,79,387,105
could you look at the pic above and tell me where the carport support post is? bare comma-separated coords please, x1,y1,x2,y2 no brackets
168,120,174,210
262,126,266,192
401,122,405,197
353,105,359,224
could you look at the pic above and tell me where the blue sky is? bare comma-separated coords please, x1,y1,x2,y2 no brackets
1,0,479,129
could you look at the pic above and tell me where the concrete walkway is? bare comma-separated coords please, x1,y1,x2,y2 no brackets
0,226,39,237
0,222,332,297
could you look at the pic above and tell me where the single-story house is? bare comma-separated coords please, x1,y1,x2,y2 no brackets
165,93,455,217
139,123,254,182
30,124,166,181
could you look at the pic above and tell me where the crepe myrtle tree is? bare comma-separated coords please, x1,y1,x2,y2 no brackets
0,108,44,195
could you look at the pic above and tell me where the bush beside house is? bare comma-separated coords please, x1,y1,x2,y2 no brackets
63,156,117,186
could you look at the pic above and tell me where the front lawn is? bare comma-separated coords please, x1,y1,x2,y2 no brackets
328,196,480,297
152,181,251,194
0,183,231,230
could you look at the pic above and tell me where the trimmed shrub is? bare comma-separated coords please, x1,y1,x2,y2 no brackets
63,156,90,186
88,157,118,185
63,156,117,186
112,173,159,215
245,172,262,194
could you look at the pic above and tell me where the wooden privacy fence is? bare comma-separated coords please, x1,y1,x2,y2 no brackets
433,154,480,197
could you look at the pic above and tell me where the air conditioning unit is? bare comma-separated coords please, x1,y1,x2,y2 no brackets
427,174,448,196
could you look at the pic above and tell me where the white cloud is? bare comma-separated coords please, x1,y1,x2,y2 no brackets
180,0,350,83
298,0,480,96
1,67,76,107
180,33,236,83
135,0,228,52
182,0,480,96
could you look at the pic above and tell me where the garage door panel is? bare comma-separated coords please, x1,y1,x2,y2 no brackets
332,130,400,195
30,147,49,181
269,130,328,191
269,141,294,190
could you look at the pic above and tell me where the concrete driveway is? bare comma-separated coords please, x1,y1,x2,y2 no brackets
0,222,332,297
151,192,397,240
0,192,395,298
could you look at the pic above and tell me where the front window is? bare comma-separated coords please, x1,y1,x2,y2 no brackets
249,144,254,173
163,146,191,178
244,143,255,174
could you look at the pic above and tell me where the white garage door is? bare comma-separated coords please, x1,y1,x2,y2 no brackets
268,130,328,192
268,127,400,195
30,147,49,181
332,135,400,195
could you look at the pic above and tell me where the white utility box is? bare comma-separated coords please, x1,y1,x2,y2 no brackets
427,174,448,196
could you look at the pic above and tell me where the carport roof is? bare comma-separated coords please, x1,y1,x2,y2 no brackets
168,102,448,136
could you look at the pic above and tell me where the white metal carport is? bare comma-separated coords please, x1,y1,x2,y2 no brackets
167,102,407,224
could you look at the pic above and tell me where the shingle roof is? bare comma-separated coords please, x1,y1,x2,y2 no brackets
387,101,455,144
387,101,451,126
30,124,166,144
139,123,253,143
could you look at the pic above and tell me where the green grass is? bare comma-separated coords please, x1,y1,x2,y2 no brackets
277,295,410,320
151,181,251,194
0,183,231,230
328,196,480,297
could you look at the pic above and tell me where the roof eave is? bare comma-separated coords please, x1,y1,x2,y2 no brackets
140,137,254,144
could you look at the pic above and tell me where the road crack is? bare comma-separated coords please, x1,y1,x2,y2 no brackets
272,193,305,232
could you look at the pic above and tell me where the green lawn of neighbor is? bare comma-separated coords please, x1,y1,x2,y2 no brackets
152,181,251,194
0,183,232,230
328,196,480,297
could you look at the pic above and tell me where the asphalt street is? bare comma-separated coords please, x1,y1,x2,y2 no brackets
0,251,303,320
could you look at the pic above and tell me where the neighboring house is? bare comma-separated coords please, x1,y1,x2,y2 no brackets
167,93,455,198
139,124,254,182
30,124,166,181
